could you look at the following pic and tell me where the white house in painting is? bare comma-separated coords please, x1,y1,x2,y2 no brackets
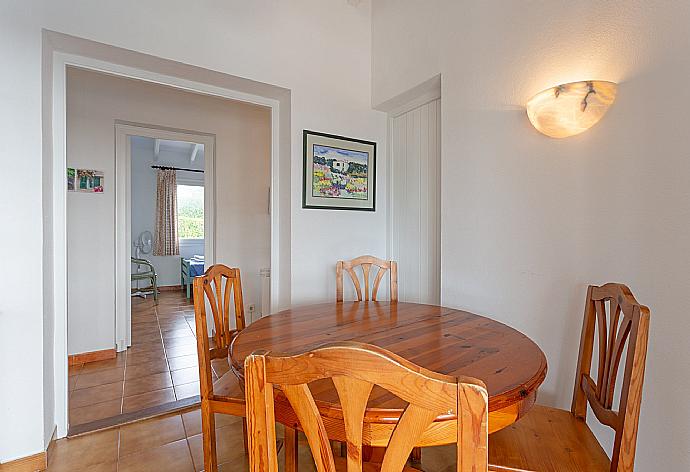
332,160,349,173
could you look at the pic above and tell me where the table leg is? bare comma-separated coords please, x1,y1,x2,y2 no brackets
285,426,298,472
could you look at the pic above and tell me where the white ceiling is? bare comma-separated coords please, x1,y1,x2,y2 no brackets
130,135,205,162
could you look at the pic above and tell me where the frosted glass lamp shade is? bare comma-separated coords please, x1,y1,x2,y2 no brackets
526,81,617,138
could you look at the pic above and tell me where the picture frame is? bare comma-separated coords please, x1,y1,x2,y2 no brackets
76,169,104,193
67,167,76,191
302,130,376,211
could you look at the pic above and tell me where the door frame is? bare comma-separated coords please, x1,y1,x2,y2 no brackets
384,77,442,303
114,123,216,351
49,44,288,438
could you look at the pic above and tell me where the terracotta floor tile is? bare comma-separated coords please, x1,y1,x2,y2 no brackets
168,354,198,371
124,371,173,397
75,367,125,389
131,324,160,334
158,309,187,317
119,414,186,457
69,398,122,426
68,292,195,433
131,319,159,328
132,332,163,344
122,387,176,413
166,344,198,358
132,307,157,314
70,381,124,408
125,359,170,380
47,460,119,472
158,324,191,334
131,316,158,325
174,381,200,400
171,366,199,385
164,335,198,348
188,423,246,471
158,311,185,322
158,318,189,327
79,353,126,374
47,428,119,472
127,340,165,354
126,349,166,366
211,359,232,378
181,409,241,437
162,328,194,339
132,327,162,338
218,458,251,472
118,438,195,472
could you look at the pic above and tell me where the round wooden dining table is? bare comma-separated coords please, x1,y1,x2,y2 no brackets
230,301,547,446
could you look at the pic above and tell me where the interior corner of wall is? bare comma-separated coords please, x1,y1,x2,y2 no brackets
372,74,442,116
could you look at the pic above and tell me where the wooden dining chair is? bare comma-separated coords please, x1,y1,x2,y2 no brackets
336,255,398,302
245,341,491,472
489,283,650,472
193,264,249,472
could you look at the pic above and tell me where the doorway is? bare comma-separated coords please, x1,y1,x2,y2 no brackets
67,125,217,433
114,126,217,355
389,97,441,304
63,63,273,434
49,34,291,438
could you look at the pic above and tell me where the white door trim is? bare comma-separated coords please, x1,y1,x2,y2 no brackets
387,95,442,304
51,50,285,438
114,123,216,352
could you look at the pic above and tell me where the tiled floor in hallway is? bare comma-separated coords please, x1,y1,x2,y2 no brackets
48,409,248,472
68,291,231,430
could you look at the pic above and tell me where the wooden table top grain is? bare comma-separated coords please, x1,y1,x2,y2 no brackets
230,301,547,434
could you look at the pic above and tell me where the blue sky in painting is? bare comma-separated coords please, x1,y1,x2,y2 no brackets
314,144,368,165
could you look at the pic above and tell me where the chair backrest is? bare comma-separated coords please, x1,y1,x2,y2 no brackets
336,255,398,302
245,342,488,472
193,264,246,399
571,283,650,472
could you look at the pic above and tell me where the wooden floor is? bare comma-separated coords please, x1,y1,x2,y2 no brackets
47,408,459,471
68,291,231,432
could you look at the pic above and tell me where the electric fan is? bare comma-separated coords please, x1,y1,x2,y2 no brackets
133,230,153,259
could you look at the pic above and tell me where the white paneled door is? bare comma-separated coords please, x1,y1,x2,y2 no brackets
389,98,441,304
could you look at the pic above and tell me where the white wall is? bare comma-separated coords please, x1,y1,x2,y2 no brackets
130,137,205,288
0,0,386,461
372,0,690,469
66,67,271,355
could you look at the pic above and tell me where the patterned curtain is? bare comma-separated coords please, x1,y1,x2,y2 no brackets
153,169,179,256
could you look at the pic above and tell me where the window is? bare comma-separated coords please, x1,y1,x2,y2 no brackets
177,184,204,239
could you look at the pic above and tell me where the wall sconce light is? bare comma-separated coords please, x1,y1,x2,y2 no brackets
526,80,617,138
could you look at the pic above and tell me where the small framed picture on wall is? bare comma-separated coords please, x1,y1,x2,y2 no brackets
302,130,376,211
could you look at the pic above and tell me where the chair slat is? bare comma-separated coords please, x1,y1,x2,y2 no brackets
336,255,398,302
371,266,387,301
282,384,337,472
604,317,632,409
380,404,438,472
333,376,374,472
595,299,607,400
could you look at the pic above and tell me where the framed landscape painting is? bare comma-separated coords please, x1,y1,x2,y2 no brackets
302,130,376,211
